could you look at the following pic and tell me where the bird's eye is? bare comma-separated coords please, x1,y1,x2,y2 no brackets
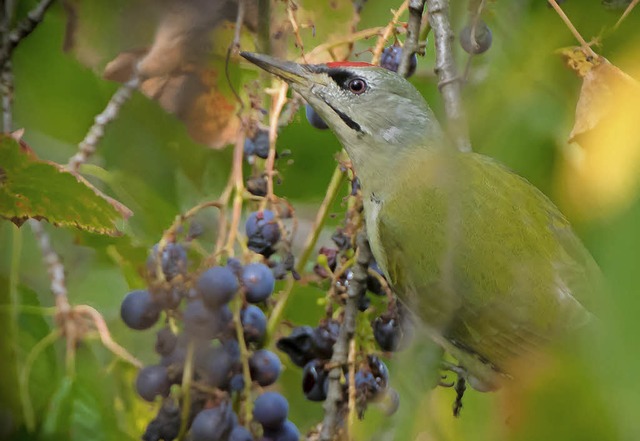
347,78,367,94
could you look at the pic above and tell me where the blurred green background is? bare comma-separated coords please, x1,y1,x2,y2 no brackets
1,0,640,440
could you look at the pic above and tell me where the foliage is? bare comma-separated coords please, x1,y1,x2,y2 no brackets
2,1,640,441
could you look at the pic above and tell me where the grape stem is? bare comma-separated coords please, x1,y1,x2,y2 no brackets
177,340,196,441
319,232,372,441
547,0,598,59
232,295,254,425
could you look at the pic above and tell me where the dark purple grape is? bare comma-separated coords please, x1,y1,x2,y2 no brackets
121,289,160,330
197,266,239,310
459,19,492,54
190,404,235,441
311,320,340,359
147,242,188,281
366,261,387,296
369,355,389,390
276,326,315,367
372,315,401,352
249,349,281,387
302,359,328,401
142,400,181,441
135,365,171,402
245,210,281,257
229,425,253,441
241,305,267,344
253,392,288,430
183,299,225,340
246,175,268,197
242,263,275,303
380,45,417,77
305,103,329,130
155,327,178,357
263,420,300,441
253,130,270,159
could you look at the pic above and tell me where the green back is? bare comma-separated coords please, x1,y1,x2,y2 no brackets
368,149,599,373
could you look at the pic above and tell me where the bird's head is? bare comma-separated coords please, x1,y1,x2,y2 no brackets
241,52,444,179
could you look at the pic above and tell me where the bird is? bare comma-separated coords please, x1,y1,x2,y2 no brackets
240,52,601,391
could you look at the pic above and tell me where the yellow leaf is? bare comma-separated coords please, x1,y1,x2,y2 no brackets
556,48,640,221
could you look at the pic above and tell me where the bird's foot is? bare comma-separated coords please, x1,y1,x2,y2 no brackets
439,361,468,417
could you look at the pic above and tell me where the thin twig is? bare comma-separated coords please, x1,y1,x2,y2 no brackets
306,27,383,61
264,83,288,202
0,0,56,67
426,0,471,152
547,0,598,59
67,76,140,171
319,232,372,441
74,305,143,368
264,164,346,346
614,0,640,30
231,295,253,424
287,1,307,61
398,0,426,77
371,2,409,65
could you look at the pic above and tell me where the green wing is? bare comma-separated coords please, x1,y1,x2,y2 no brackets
371,150,598,374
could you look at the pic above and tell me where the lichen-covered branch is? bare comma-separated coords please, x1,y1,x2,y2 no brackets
67,76,139,171
398,0,426,77
0,0,56,67
319,232,372,441
425,0,471,152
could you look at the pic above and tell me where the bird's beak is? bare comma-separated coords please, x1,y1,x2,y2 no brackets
240,52,320,88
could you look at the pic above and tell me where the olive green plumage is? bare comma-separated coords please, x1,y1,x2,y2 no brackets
241,52,600,390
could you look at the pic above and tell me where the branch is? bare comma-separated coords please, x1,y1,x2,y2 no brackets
67,76,140,172
0,0,56,67
319,232,372,441
398,0,426,77
425,0,471,152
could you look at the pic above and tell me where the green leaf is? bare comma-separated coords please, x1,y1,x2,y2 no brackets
0,136,131,235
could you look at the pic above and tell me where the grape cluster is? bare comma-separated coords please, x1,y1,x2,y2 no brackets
120,236,296,440
244,129,271,160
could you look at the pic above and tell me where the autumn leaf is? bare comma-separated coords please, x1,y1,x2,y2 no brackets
0,135,131,234
556,47,640,221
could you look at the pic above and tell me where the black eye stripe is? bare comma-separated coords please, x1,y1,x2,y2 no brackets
326,70,353,89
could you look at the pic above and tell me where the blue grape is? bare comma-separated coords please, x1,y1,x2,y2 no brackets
263,420,300,441
241,305,267,344
135,365,171,402
183,299,227,340
121,289,160,330
253,392,288,429
459,20,492,54
201,345,235,389
197,266,239,309
380,45,417,77
229,425,253,441
147,243,188,281
190,404,235,441
229,373,245,392
242,263,275,303
305,104,328,130
249,349,281,387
